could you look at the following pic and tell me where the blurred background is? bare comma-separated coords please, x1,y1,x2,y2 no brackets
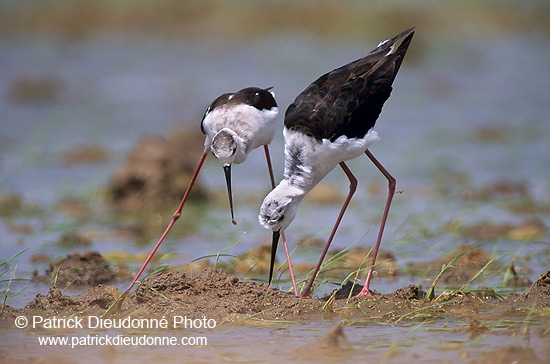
1,0,549,303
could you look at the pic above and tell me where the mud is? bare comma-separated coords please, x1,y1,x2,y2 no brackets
408,244,495,284
293,325,352,361
8,75,63,103
31,250,130,286
5,266,550,324
453,218,547,242
526,270,550,303
2,260,550,364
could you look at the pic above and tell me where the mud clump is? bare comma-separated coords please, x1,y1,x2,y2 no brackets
293,325,352,361
408,244,496,285
222,244,275,276
454,218,547,242
472,345,542,364
390,284,426,300
33,251,116,286
24,286,80,314
329,247,399,279
133,268,323,321
525,270,550,307
53,232,92,248
464,318,491,339
504,270,550,315
9,75,63,103
13,285,121,318
105,128,207,214
0,192,40,217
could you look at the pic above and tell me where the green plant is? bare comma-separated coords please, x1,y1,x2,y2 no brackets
0,250,28,312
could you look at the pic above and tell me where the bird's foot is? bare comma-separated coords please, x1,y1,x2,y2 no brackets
352,287,375,299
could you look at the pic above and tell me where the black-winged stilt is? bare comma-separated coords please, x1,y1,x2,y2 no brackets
201,87,279,224
120,87,298,302
259,28,414,298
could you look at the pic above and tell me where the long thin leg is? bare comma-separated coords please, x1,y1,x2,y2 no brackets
354,149,396,298
124,150,208,295
299,162,358,298
263,145,276,188
264,145,298,295
280,232,297,295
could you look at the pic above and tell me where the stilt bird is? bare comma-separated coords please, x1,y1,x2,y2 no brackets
259,28,414,298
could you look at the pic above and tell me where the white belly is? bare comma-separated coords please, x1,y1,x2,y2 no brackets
283,127,380,191
202,104,278,163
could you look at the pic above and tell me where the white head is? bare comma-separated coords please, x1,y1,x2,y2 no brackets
211,128,242,225
210,128,240,166
259,180,304,284
259,180,304,233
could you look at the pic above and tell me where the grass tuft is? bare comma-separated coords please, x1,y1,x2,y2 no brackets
0,250,28,312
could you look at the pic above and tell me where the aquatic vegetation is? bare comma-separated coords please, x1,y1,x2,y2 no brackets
0,250,28,312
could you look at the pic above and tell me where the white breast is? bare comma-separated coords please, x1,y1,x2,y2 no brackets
203,104,278,162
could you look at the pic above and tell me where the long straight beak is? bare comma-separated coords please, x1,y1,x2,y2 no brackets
269,229,280,285
223,164,237,225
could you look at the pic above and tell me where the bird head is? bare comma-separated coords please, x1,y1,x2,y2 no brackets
259,181,304,284
259,187,300,233
211,128,241,225
211,128,239,165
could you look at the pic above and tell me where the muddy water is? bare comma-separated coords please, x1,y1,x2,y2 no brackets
3,322,548,363
1,28,550,362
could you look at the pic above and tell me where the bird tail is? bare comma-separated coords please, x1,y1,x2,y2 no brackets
378,27,415,48
378,27,414,62
367,27,415,83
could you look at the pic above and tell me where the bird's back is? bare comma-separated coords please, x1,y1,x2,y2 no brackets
285,28,414,142
201,87,278,136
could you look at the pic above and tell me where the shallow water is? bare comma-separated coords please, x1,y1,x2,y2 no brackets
2,320,548,363
1,28,550,362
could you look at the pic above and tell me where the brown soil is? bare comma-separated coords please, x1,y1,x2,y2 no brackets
292,325,352,361
453,218,547,242
526,270,550,302
9,75,63,103
408,244,496,284
5,265,550,325
31,250,132,286
3,260,549,363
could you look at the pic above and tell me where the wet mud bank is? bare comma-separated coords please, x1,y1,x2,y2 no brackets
3,267,549,325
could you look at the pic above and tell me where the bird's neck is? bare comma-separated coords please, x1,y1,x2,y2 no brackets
275,179,307,201
282,132,318,193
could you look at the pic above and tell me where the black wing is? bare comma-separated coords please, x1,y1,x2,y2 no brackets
285,27,414,141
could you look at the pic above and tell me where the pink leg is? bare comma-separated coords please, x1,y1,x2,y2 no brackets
280,232,297,295
122,151,208,295
264,145,298,295
354,149,396,298
299,162,357,298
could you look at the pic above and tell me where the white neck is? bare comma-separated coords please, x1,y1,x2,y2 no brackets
274,179,307,199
